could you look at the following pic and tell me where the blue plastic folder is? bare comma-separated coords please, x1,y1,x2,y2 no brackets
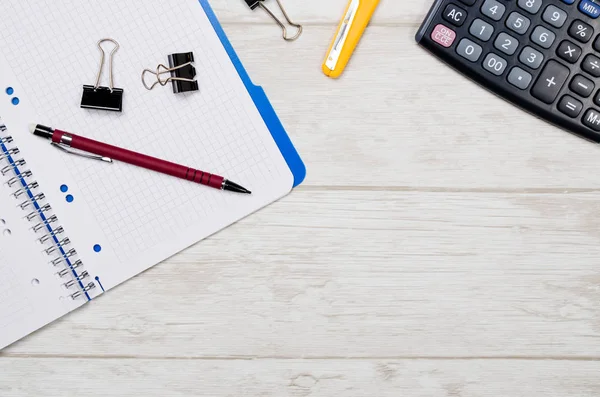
199,0,306,187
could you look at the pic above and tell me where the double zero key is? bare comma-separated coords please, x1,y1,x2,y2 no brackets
531,60,570,104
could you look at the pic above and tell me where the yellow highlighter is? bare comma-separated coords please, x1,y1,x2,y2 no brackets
323,0,380,78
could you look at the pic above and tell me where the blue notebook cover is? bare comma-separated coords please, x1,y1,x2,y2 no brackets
199,0,306,187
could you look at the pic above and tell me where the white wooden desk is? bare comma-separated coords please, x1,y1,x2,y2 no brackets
2,1,600,395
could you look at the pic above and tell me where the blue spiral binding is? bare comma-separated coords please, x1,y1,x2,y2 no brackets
0,124,94,301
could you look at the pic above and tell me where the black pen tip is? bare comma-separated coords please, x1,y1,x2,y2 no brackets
223,179,252,194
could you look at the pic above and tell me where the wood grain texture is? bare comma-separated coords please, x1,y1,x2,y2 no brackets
5,190,600,358
209,0,430,24
1,358,599,397
225,26,600,189
2,0,600,396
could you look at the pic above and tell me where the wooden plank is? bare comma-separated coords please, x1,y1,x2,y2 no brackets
0,358,599,396
9,2,600,396
4,190,600,358
216,24,600,189
210,0,427,25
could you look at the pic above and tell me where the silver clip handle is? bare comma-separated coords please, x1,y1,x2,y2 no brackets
94,38,120,92
51,142,113,163
142,62,196,91
258,0,303,41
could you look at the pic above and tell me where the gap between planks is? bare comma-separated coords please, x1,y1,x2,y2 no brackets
2,354,600,361
299,186,600,194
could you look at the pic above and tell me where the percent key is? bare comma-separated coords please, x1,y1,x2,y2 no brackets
569,20,593,43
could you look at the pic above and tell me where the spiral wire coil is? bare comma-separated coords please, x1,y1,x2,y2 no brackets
0,123,95,300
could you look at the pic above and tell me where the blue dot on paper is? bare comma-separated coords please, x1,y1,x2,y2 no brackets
11,97,19,105
93,244,102,253
5,87,13,95
60,184,68,192
65,194,74,203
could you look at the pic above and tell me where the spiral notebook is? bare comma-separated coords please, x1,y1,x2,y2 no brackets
0,0,305,350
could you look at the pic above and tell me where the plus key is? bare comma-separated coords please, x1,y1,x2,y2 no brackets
531,60,570,104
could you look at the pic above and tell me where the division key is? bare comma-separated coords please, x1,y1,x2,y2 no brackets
531,60,570,104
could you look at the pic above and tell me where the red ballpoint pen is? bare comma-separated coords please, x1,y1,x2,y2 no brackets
30,124,251,194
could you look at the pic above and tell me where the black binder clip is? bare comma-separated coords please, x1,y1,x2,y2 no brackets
81,38,124,112
142,52,199,94
245,0,302,41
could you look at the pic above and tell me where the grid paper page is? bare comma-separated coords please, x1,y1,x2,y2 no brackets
0,247,34,348
0,244,83,350
0,178,83,350
0,245,33,332
0,0,294,291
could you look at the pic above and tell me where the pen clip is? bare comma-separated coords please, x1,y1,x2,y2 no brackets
51,142,113,163
326,0,360,71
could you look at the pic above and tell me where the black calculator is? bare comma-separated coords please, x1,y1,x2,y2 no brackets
417,0,600,143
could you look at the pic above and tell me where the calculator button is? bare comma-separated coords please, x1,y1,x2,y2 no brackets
431,24,457,48
456,38,483,62
542,5,568,28
593,35,600,52
470,19,494,42
556,41,582,64
561,0,576,4
594,90,600,106
582,54,600,77
459,0,476,5
483,53,508,76
569,20,594,43
581,54,600,77
583,109,600,131
481,0,506,21
570,74,595,98
506,12,531,35
530,26,556,49
443,4,468,27
519,46,544,69
531,60,570,104
494,32,520,55
507,67,533,90
518,0,543,14
579,0,600,19
558,95,583,118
